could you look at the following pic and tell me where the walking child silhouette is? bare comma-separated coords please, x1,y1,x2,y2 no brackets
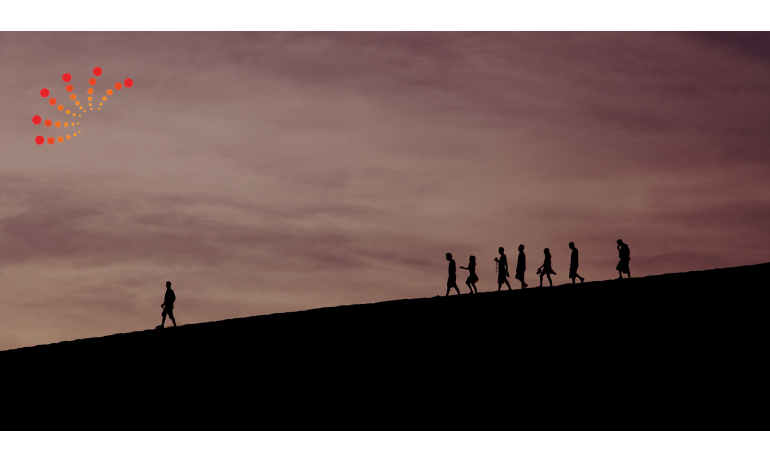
460,256,479,294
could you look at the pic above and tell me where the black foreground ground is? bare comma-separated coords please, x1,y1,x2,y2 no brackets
3,263,769,429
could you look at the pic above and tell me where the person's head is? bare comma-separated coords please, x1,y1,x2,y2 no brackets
446,253,452,261
166,281,171,288
518,244,524,252
617,239,624,245
469,255,476,263
544,248,550,256
498,247,504,255
569,242,575,249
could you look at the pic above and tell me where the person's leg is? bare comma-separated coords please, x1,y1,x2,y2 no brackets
446,285,450,296
160,313,166,327
571,277,576,284
547,274,553,286
466,282,472,293
505,279,512,290
539,273,544,287
577,273,584,283
618,270,623,279
471,282,477,293
169,312,177,327
454,284,461,295
627,269,631,278
497,283,502,291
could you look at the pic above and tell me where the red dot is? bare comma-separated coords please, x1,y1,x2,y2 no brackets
40,88,49,97
32,115,42,124
124,78,133,88
62,73,72,82
35,135,44,145
93,67,102,76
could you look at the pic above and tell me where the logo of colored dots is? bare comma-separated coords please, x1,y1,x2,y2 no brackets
32,66,133,146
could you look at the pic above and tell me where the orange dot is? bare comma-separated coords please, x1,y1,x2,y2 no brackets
65,84,73,92
57,105,64,111
88,97,92,101
78,114,81,117
89,107,92,110
106,89,113,96
89,78,97,85
70,94,77,100
44,119,52,127
102,96,107,101
114,82,122,90
73,132,77,136
54,121,61,127
79,106,83,109
78,130,81,133
89,103,92,106
64,122,69,127
75,101,80,105
98,108,101,110
66,135,71,139
87,88,94,95
49,98,56,105
66,109,71,114
99,102,103,106
57,136,64,143
47,137,55,144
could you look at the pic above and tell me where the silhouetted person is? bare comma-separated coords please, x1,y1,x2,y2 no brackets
616,239,631,279
515,244,528,289
568,242,584,284
158,281,177,328
460,255,479,294
446,253,461,296
495,247,512,291
538,248,556,287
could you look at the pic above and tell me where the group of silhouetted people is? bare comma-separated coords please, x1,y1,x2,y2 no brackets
445,239,631,295
154,240,632,325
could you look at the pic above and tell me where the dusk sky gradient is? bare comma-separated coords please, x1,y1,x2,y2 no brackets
1,32,769,350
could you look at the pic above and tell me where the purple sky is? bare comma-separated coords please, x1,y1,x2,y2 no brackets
1,32,769,350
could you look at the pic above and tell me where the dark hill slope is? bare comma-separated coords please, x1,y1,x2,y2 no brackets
3,263,770,429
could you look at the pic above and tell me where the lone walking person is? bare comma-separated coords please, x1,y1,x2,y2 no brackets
158,281,177,329
568,242,584,284
616,239,631,279
515,244,528,289
495,247,512,291
446,253,461,296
